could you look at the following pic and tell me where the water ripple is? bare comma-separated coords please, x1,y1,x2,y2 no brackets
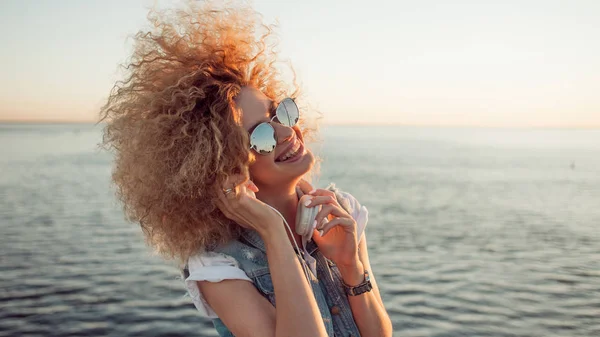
2,125,600,336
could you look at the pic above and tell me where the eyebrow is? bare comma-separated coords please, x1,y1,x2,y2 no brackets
248,99,276,132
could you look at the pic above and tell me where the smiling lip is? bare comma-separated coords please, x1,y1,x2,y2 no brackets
278,142,304,164
275,138,299,162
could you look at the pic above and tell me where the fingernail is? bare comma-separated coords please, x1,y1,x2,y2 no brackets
308,189,316,194
318,229,324,237
304,198,312,207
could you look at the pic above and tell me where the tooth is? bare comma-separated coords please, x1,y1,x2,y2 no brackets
280,141,301,162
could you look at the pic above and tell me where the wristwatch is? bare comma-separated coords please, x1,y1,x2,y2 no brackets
343,270,373,296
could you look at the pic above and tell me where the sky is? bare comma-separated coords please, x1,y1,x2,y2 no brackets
0,0,599,127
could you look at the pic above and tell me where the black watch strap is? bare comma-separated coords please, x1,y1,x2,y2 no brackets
343,270,373,296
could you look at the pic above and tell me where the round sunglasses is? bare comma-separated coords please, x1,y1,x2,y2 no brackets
249,98,299,155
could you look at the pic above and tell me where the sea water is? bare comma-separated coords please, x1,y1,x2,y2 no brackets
1,123,599,336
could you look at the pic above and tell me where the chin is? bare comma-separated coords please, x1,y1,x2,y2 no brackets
297,150,315,178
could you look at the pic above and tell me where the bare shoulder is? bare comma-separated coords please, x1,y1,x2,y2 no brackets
198,279,276,337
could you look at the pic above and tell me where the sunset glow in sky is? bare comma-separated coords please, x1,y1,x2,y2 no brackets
0,0,599,127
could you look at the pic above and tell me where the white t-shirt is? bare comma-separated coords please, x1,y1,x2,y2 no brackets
184,191,369,318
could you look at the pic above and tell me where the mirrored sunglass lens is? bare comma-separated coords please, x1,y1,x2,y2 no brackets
250,123,276,154
276,98,299,127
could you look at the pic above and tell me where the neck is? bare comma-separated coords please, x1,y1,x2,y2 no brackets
255,179,301,243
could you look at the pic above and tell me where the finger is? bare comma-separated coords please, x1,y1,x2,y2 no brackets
222,173,253,200
246,180,259,193
314,204,350,230
304,195,337,208
297,179,314,195
308,188,336,199
216,178,244,211
225,183,238,200
215,183,255,225
219,177,239,201
296,186,304,198
320,217,355,237
215,183,236,212
314,204,334,230
222,173,246,189
238,183,258,202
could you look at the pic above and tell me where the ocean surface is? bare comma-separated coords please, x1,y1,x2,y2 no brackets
1,123,599,337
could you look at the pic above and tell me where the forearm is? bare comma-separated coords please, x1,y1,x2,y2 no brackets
338,260,393,337
260,225,328,337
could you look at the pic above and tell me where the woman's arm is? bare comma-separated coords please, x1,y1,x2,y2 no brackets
304,185,393,337
264,224,329,337
336,233,393,337
198,221,328,337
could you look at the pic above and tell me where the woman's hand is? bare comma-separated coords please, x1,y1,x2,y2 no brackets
215,175,282,238
303,188,359,267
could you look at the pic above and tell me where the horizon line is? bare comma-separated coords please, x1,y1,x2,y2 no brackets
0,119,599,130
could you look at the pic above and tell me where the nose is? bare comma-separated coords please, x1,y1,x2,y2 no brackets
271,122,294,145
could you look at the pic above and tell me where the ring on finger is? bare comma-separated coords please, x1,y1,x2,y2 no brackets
223,183,237,197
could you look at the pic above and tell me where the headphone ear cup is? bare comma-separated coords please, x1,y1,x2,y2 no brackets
296,195,321,237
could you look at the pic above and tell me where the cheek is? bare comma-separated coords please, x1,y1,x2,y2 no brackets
293,126,304,141
249,154,275,178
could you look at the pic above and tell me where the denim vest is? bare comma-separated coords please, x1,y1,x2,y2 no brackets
207,185,362,337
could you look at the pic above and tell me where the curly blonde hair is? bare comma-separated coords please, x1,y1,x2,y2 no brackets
100,1,318,263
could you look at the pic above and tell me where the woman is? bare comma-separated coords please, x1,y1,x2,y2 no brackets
100,1,392,336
